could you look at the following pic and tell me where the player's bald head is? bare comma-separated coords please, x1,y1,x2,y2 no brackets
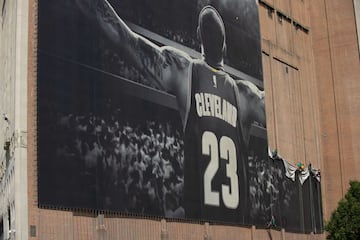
198,6,226,68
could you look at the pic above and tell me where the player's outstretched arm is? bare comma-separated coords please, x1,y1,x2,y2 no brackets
236,80,265,126
75,0,189,91
235,80,266,142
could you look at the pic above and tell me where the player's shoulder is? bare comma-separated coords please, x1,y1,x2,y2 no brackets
235,80,264,99
221,72,238,88
160,46,192,70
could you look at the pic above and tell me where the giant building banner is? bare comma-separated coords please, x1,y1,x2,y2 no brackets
37,0,322,233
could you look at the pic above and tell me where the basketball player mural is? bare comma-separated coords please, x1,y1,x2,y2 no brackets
75,0,266,222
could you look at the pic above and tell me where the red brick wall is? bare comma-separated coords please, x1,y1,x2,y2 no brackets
310,0,360,219
27,0,360,239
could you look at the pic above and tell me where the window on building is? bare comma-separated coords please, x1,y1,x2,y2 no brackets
354,0,360,53
0,219,3,240
7,208,10,231
1,0,6,18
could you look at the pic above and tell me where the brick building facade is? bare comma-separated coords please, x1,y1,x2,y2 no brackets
0,0,359,239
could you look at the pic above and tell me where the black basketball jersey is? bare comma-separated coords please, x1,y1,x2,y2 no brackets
183,60,248,223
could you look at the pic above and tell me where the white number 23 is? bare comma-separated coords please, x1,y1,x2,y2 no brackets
202,131,239,209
